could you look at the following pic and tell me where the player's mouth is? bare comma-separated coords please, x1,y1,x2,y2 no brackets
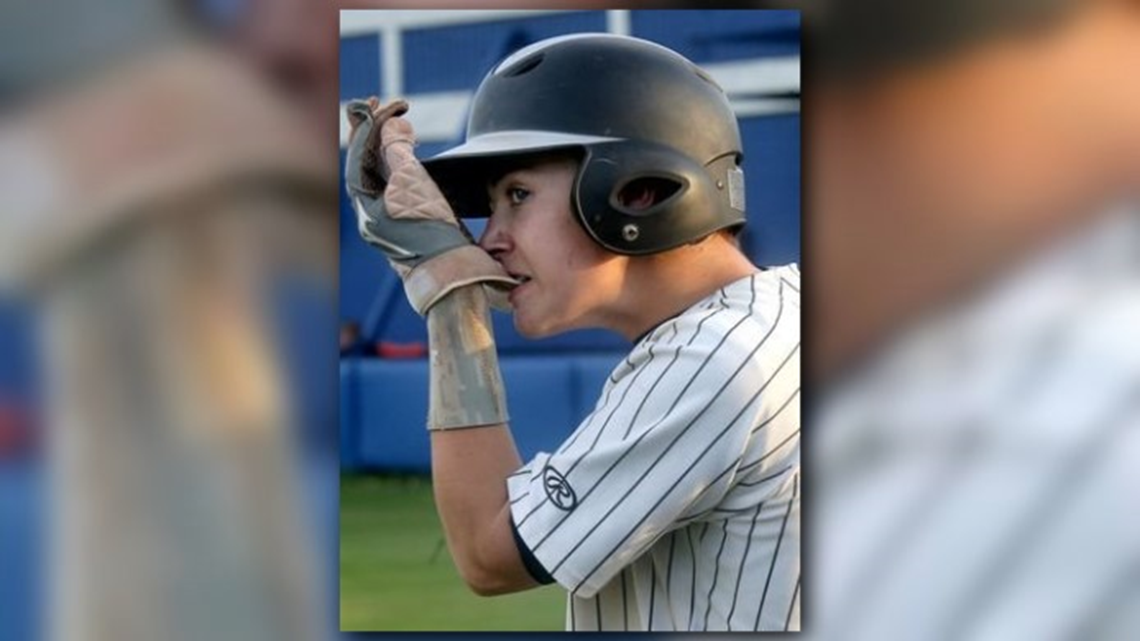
508,274,532,304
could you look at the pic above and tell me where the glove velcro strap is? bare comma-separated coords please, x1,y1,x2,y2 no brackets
426,286,509,430
404,245,518,315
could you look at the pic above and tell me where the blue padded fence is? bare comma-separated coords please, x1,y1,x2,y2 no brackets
341,352,623,473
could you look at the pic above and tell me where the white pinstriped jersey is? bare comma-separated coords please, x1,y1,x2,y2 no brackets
507,265,801,631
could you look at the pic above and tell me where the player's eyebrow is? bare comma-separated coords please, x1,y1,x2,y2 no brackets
487,168,531,198
485,171,507,200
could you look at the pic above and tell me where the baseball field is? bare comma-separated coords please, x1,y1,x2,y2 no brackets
339,474,564,631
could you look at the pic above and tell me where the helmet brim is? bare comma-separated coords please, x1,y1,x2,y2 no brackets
425,131,622,163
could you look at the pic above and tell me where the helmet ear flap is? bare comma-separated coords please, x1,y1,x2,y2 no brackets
575,141,735,255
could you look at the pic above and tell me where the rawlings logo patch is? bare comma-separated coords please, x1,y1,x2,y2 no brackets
542,465,578,511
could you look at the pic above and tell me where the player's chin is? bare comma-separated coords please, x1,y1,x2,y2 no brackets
513,316,553,339
512,308,560,339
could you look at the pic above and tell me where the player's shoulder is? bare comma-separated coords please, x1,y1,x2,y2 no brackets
612,267,800,383
752,263,800,311
685,265,800,347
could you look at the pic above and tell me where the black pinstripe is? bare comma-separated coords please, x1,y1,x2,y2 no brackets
565,357,631,453
700,520,731,629
621,345,686,439
785,576,801,631
621,569,629,630
712,503,775,517
677,464,740,520
738,464,795,487
692,304,733,347
752,387,800,435
687,526,698,625
608,353,634,384
649,552,659,631
736,424,801,476
559,348,653,457
727,497,767,628
754,472,798,630
687,300,731,347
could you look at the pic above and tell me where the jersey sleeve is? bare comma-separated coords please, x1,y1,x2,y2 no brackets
507,309,780,598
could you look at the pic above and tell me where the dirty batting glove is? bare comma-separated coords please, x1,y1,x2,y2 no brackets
344,98,516,315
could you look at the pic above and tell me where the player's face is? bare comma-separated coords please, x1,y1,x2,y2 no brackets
480,158,626,338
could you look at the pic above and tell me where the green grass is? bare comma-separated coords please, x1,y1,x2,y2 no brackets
339,474,565,631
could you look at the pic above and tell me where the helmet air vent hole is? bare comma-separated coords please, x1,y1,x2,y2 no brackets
500,53,545,77
692,66,724,92
622,224,640,242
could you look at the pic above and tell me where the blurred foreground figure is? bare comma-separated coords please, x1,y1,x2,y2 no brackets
811,1,1140,640
0,1,337,639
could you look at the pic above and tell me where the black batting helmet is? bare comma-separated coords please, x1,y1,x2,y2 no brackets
423,33,746,256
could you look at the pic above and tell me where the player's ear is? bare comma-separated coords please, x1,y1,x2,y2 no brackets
617,177,681,211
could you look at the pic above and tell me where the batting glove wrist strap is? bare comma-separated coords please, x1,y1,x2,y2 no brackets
426,286,509,430
345,98,517,315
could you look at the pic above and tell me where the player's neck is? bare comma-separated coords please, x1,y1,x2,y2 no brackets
605,238,757,342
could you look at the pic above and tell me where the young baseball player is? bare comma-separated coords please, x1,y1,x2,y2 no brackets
345,34,800,631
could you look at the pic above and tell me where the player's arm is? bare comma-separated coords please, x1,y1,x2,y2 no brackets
431,426,535,596
426,286,540,595
344,98,541,596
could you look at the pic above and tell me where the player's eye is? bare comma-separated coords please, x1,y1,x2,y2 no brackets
508,187,530,206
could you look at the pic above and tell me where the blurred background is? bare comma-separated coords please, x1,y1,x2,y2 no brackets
1,0,1138,640
1,0,340,640
335,9,800,630
806,1,1140,640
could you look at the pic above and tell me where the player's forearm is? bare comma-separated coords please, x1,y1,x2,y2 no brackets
431,427,533,595
425,285,535,595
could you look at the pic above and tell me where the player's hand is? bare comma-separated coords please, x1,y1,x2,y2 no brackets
344,97,517,314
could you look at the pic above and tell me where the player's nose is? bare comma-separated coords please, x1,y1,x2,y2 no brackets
478,210,511,260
